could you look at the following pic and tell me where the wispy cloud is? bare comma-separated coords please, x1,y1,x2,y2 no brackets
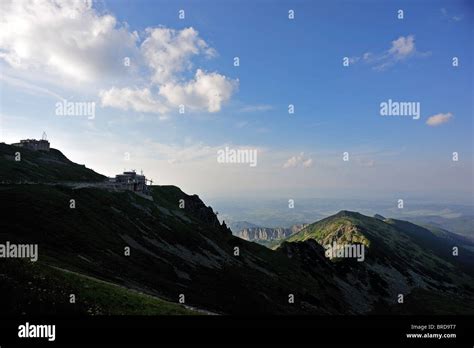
283,152,313,169
351,35,430,71
0,74,64,100
235,121,249,128
441,8,463,22
426,112,453,126
302,158,313,168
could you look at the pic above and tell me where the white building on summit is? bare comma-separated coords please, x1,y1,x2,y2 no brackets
111,170,152,194
12,132,50,152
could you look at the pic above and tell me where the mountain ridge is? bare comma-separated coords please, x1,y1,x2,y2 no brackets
277,210,474,314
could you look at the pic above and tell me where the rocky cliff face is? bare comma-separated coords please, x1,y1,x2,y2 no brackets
236,224,308,241
183,193,232,235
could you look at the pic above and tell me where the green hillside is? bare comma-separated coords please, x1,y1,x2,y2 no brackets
0,259,196,315
278,210,474,314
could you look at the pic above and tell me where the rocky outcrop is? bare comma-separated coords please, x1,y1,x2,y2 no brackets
236,224,308,241
182,193,232,235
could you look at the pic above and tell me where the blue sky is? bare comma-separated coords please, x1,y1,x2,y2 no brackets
0,0,472,204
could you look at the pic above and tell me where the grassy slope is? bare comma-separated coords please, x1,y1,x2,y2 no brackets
286,211,372,247
277,211,474,314
0,259,196,315
284,211,474,273
0,143,105,182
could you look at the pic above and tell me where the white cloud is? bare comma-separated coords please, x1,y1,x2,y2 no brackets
426,112,453,126
283,152,313,169
141,27,216,84
99,87,169,114
283,154,301,168
0,0,238,116
302,158,313,168
388,35,416,59
0,0,138,82
159,69,238,112
99,68,238,115
354,35,427,71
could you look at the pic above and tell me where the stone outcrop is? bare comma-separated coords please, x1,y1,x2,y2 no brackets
236,224,308,241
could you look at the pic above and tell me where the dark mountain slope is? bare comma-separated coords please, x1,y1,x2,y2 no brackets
1,183,349,315
278,210,474,314
406,215,474,239
385,218,474,277
0,142,105,183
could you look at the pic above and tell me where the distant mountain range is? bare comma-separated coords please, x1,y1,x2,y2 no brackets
1,142,473,315
228,221,259,232
405,215,474,240
218,199,474,238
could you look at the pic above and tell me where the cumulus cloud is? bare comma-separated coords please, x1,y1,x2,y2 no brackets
0,0,238,116
283,152,313,169
0,0,138,82
100,69,238,114
426,112,453,126
99,87,169,114
388,35,416,59
159,69,238,112
142,27,216,84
